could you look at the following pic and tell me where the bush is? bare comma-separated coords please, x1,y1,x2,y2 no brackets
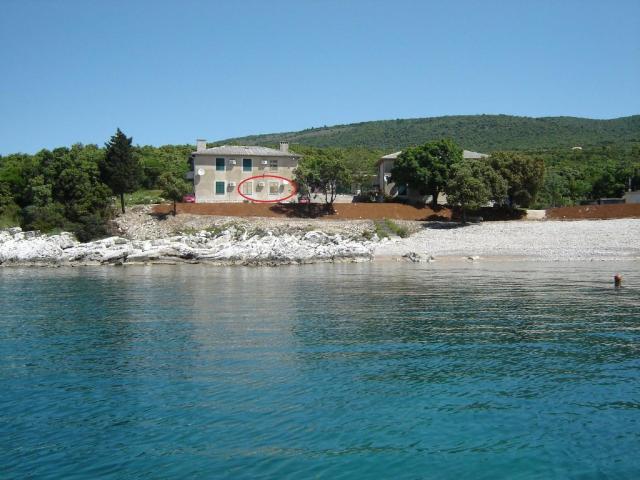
361,229,374,240
74,213,111,242
22,203,68,232
0,202,20,228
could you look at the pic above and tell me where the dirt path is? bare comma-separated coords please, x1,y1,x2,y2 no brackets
153,202,453,220
153,202,640,221
547,203,640,219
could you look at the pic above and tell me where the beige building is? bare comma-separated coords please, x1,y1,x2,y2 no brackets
377,149,489,203
189,140,302,203
623,190,640,204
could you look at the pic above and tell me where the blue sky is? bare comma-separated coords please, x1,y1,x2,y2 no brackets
1,0,638,154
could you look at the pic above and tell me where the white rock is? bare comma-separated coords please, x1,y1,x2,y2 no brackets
304,231,330,244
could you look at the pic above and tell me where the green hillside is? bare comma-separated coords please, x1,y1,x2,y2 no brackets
219,114,640,152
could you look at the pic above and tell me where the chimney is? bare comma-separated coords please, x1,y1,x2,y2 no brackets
196,139,207,152
279,141,289,153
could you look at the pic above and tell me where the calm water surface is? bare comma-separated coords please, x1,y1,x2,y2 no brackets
1,262,639,479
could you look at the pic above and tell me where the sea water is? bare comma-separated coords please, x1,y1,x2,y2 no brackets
1,262,639,479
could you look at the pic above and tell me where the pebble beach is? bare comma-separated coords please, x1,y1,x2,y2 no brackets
1,207,639,266
376,218,640,262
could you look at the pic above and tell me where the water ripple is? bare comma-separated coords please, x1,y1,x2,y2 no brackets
1,262,639,479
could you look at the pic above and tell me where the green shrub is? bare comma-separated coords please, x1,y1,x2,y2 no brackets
22,203,68,232
373,221,389,239
383,218,409,238
0,203,21,228
361,229,374,240
74,213,111,242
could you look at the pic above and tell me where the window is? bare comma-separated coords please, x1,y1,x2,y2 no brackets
242,182,252,195
243,158,252,172
269,159,278,171
216,158,225,171
268,182,279,195
215,181,225,195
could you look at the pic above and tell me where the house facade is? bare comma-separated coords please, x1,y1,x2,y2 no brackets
189,140,302,203
377,149,489,203
623,190,640,204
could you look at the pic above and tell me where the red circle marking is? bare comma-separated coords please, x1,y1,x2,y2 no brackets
237,175,298,203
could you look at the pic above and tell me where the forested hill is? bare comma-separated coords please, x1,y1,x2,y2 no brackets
219,115,640,152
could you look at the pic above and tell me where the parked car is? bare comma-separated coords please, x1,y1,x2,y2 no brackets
182,193,196,203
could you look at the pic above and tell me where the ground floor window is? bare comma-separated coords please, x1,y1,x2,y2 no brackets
215,181,225,195
268,182,279,195
242,181,252,195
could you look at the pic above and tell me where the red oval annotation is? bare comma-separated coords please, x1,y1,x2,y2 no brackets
237,175,298,203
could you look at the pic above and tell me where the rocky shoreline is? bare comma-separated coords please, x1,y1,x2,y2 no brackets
2,210,639,267
0,227,375,267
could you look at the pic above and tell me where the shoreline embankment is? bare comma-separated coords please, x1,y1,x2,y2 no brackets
1,206,639,267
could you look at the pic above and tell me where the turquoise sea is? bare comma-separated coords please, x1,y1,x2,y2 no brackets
1,262,639,479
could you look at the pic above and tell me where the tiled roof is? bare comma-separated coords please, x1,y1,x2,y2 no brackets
379,149,488,162
381,151,403,159
462,150,489,159
194,145,300,157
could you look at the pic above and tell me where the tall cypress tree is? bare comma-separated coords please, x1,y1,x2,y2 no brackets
101,128,141,214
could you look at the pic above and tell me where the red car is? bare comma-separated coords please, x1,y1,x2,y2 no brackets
182,194,196,203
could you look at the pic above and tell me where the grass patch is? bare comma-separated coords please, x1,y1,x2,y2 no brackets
125,189,164,206
384,219,409,238
0,216,18,229
374,219,409,238
373,220,389,239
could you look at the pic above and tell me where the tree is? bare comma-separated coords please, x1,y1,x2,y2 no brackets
158,172,190,215
293,151,350,206
48,147,112,223
591,167,626,199
136,144,192,189
0,183,13,212
391,139,463,207
446,160,507,222
24,175,53,207
0,182,20,227
538,171,572,208
21,146,114,238
292,160,317,204
489,152,545,207
314,155,351,205
477,161,509,203
101,129,141,213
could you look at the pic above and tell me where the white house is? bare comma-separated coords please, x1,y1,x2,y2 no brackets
623,190,640,204
377,149,489,203
189,140,302,203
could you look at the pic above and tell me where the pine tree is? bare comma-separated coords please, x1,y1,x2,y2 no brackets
101,128,141,213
